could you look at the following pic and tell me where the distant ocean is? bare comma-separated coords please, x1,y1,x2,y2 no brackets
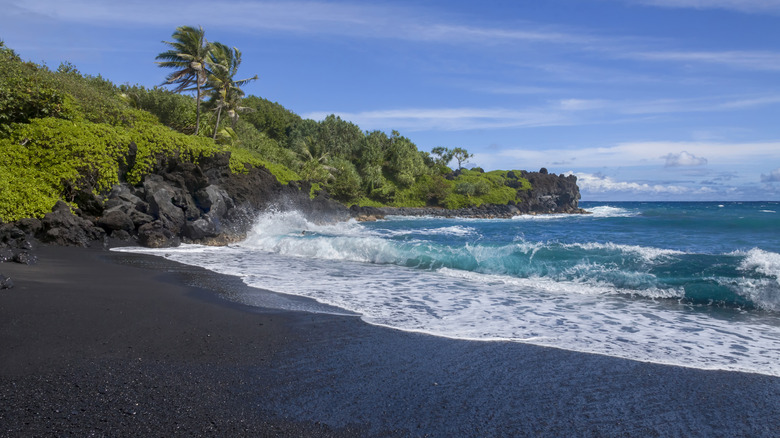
116,201,780,376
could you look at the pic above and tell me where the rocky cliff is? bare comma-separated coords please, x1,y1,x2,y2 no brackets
0,150,350,261
0,160,582,265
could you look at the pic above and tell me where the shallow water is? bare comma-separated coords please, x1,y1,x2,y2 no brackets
115,201,780,376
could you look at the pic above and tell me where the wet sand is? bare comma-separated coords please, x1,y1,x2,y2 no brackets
1,245,778,437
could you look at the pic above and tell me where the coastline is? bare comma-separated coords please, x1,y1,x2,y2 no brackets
1,245,779,437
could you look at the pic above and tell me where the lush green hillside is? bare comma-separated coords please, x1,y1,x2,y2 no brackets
0,41,531,223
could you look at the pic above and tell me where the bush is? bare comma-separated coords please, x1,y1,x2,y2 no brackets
51,64,132,126
0,50,77,133
228,146,301,184
124,113,220,184
0,118,131,221
326,157,362,203
120,85,197,134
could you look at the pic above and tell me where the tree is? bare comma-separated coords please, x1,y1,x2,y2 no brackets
295,135,335,182
205,42,258,139
430,146,455,167
156,25,210,135
451,147,472,169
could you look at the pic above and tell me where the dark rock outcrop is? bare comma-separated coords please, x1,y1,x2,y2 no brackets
0,221,40,265
514,171,582,214
0,151,350,250
0,152,582,251
39,201,106,246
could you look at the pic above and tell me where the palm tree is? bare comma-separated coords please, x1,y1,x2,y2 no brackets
295,135,335,182
155,25,210,135
206,42,258,139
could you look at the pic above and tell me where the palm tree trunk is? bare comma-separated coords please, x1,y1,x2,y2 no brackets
195,81,201,135
213,106,223,140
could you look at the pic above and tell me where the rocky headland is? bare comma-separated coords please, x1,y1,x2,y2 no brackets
352,170,584,220
0,153,583,270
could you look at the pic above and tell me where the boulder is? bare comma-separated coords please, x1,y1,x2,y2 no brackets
16,218,42,235
184,217,220,240
0,274,13,289
143,175,186,233
97,209,135,232
109,229,133,241
194,185,232,217
137,220,180,248
39,201,106,246
0,248,13,263
128,209,155,228
12,251,37,265
73,189,105,217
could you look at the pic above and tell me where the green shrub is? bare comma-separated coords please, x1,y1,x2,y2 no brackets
352,197,384,207
0,118,131,221
227,146,300,184
0,51,77,133
120,85,197,133
124,113,220,184
51,64,132,126
309,182,322,199
0,162,62,222
441,168,526,209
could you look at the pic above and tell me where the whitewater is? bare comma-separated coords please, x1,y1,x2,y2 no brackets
115,201,780,376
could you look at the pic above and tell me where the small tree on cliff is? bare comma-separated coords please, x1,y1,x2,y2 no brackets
430,146,455,167
451,147,472,170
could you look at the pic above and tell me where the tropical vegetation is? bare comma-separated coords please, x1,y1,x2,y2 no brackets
0,29,532,223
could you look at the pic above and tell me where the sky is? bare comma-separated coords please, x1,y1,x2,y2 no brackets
2,0,780,201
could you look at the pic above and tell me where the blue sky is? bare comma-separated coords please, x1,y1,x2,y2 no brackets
2,0,780,201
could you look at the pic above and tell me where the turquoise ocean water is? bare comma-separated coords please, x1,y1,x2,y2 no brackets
117,202,780,376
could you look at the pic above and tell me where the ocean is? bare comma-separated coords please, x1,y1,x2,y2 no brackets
116,201,780,376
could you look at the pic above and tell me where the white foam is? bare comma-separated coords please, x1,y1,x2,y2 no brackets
734,248,780,311
379,225,478,238
584,205,638,218
564,241,685,261
436,266,684,299
737,248,780,279
111,213,780,377
511,214,572,221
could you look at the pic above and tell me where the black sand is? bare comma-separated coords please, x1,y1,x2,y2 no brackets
1,245,778,437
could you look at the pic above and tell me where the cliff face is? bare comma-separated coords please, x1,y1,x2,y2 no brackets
514,170,582,214
0,151,350,253
0,161,581,258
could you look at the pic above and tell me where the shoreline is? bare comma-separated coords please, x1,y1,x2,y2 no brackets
1,245,779,436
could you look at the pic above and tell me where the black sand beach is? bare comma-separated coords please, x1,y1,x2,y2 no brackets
1,245,779,437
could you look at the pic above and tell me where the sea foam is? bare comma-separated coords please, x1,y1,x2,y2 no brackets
113,206,780,377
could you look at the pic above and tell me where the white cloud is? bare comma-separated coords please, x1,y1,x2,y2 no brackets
8,0,593,46
306,93,780,133
569,172,689,194
10,0,780,79
761,168,780,183
470,140,780,172
628,0,780,14
303,108,570,131
472,85,557,95
663,151,708,167
619,95,780,114
558,99,609,111
628,50,780,72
